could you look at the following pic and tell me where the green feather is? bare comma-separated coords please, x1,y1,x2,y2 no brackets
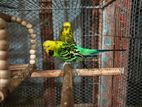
56,42,125,62
75,46,99,56
57,42,98,62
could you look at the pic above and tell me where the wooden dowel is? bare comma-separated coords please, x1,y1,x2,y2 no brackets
0,40,8,50
30,55,36,60
0,30,8,40
31,70,64,77
29,60,35,65
0,51,8,60
0,70,10,79
26,23,32,29
31,68,123,78
21,20,27,26
9,66,122,77
16,17,22,23
61,64,74,107
9,64,29,71
31,44,36,50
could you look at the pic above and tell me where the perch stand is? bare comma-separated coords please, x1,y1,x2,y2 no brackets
61,64,74,107
0,13,36,102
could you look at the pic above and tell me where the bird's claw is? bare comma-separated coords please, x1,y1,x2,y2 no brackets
73,70,80,76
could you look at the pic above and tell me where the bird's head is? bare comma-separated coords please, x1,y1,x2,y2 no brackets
62,22,71,34
43,40,63,56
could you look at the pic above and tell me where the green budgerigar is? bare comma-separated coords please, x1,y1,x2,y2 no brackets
43,40,126,62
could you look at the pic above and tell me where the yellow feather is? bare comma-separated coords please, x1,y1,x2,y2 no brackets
43,40,63,56
59,22,75,44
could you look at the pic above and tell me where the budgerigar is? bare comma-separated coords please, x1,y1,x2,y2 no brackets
43,40,126,62
59,22,75,44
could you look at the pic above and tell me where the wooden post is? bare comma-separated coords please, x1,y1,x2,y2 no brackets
61,64,74,107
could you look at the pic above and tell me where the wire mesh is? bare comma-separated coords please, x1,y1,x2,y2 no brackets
1,3,43,70
127,0,142,106
0,0,132,107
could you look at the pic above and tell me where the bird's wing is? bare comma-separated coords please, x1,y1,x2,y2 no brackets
58,43,83,62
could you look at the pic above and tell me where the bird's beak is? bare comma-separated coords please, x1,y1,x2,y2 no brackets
44,48,50,56
48,50,54,56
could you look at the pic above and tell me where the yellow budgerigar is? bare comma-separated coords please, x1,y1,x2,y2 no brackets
59,22,75,44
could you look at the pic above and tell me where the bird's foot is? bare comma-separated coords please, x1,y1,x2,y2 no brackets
73,69,80,76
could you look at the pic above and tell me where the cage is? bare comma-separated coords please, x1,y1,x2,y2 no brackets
0,0,140,107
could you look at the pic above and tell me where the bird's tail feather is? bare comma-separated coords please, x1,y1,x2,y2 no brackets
98,49,126,52
84,49,126,58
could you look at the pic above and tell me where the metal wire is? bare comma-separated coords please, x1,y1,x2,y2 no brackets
127,0,142,106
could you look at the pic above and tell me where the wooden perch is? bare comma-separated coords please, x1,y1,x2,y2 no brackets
0,64,34,102
9,64,123,78
9,64,29,71
0,64,123,102
61,64,74,107
31,68,123,78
